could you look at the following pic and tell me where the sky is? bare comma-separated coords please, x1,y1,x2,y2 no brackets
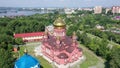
0,0,120,8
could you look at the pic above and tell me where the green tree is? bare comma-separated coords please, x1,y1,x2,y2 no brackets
15,38,24,45
0,43,14,68
77,32,90,46
97,39,109,58
110,46,120,68
89,38,100,52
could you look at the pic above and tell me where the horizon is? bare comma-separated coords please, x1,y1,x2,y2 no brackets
0,6,115,8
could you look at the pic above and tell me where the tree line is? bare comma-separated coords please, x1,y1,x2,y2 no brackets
66,12,120,68
0,13,58,68
0,11,120,68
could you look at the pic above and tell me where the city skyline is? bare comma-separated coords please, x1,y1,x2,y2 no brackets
0,0,120,8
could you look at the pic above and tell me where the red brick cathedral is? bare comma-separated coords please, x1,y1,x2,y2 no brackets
41,17,83,65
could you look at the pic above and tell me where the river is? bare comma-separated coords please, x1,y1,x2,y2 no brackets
0,11,54,16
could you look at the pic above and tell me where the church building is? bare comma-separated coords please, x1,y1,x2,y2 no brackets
41,17,83,65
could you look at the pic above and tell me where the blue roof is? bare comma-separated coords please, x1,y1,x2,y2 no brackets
14,54,40,68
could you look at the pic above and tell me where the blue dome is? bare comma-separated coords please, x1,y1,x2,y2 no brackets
14,54,40,68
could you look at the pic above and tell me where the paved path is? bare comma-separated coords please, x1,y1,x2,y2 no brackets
88,62,105,68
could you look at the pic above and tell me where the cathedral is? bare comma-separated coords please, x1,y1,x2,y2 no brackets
41,17,83,65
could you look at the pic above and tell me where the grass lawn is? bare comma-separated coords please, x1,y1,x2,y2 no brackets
36,56,52,68
15,42,105,68
78,31,120,68
15,42,52,68
79,44,105,68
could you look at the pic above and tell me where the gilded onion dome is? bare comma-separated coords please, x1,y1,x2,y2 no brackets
53,17,66,29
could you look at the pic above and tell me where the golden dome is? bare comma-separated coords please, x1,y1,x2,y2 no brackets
53,17,66,28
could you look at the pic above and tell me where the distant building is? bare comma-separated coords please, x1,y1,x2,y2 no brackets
112,6,120,14
64,8,75,14
14,32,44,42
96,24,104,30
0,16,5,18
78,8,93,11
82,8,93,11
113,16,120,20
94,6,102,14
105,8,111,14
78,8,82,11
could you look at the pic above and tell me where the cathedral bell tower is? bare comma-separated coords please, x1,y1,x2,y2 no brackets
72,31,77,46
44,30,48,41
53,17,66,38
